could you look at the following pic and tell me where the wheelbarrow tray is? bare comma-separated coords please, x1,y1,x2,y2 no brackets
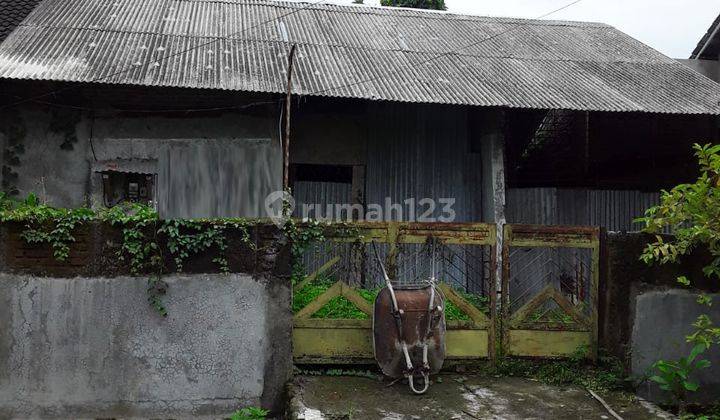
372,284,446,379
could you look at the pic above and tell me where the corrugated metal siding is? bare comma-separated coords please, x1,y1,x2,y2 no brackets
1,0,719,114
296,102,486,291
365,102,483,223
293,180,351,219
507,187,661,231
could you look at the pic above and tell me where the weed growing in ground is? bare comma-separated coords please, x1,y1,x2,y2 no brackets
680,403,720,420
228,406,268,420
490,346,629,394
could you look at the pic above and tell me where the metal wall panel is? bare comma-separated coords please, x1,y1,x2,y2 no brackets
293,180,352,220
157,139,281,218
507,187,661,231
365,102,483,223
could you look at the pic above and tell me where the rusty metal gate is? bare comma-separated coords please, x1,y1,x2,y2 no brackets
292,222,599,364
502,225,600,359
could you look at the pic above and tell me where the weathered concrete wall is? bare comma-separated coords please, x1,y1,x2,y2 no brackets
0,101,281,218
601,232,720,405
601,232,716,361
0,222,292,418
632,290,720,405
0,104,91,206
0,273,291,418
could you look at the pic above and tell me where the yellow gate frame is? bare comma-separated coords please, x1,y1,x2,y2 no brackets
291,222,601,364
502,224,600,360
292,222,496,364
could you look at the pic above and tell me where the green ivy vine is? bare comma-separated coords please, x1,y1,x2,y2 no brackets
0,194,259,318
283,218,325,285
0,193,94,261
160,220,230,273
99,203,167,315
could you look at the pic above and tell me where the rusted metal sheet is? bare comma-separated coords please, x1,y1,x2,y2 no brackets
373,286,446,378
507,188,662,231
506,224,599,248
310,221,496,246
503,223,600,360
507,330,592,357
292,324,488,364
291,221,601,363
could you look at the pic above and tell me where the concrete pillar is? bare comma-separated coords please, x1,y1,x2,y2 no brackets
479,108,507,308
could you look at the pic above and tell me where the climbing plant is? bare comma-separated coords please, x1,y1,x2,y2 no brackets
99,203,167,315
99,202,161,275
0,193,95,261
283,218,326,285
159,219,230,273
0,195,260,317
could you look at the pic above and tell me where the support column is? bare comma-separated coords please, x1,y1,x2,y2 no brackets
480,109,507,298
479,108,507,361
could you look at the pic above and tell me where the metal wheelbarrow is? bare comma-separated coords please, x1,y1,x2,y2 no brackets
371,241,446,394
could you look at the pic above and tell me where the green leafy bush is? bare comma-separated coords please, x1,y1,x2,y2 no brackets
637,143,719,413
638,143,720,348
650,344,711,414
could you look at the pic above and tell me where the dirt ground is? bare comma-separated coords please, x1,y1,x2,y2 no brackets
288,374,674,420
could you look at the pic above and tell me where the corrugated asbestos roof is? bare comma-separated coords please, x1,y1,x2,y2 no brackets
0,0,44,41
1,0,719,114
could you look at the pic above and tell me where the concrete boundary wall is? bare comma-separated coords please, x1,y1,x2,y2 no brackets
601,232,719,405
0,223,292,418
631,290,720,404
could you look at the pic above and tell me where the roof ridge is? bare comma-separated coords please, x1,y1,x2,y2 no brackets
171,0,611,28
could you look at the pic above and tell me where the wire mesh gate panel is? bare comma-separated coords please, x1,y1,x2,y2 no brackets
292,222,600,363
502,225,600,359
292,222,495,364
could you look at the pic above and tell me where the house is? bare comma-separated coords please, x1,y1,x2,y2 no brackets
2,2,720,408
0,0,718,228
680,13,720,82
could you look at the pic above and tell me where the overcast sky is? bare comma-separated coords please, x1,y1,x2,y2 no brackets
298,0,719,58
